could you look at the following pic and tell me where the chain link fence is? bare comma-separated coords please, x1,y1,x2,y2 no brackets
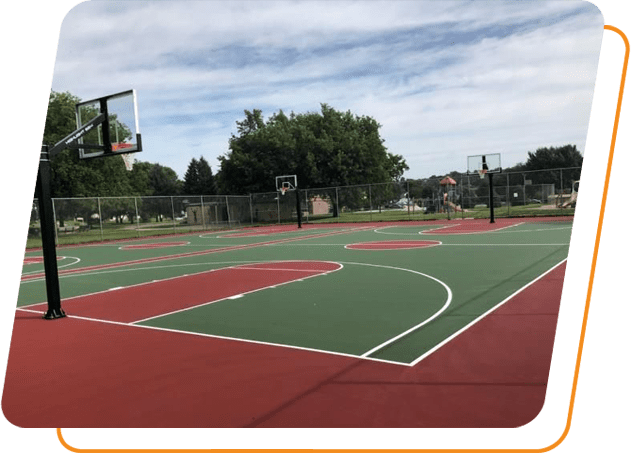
28,167,579,248
28,195,252,248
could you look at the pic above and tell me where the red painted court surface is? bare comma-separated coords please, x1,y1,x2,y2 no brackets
418,217,570,234
23,256,63,265
2,262,566,428
346,240,441,250
25,261,341,324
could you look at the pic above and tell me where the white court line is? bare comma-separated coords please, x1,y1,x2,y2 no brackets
373,225,447,236
21,256,81,276
19,258,337,288
129,261,344,324
355,263,452,358
232,266,337,273
17,256,567,367
490,226,572,233
205,227,349,239
344,240,443,251
420,221,525,235
440,243,570,246
118,241,190,250
15,307,409,367
18,260,452,366
18,260,338,308
265,242,569,247
407,258,568,366
375,224,571,236
419,224,462,234
20,225,373,284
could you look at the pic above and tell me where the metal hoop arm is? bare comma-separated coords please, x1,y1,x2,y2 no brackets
48,113,107,158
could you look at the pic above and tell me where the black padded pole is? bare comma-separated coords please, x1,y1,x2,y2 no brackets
36,146,66,319
295,188,302,228
489,173,496,224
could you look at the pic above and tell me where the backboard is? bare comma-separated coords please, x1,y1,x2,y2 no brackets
467,153,502,175
75,89,142,159
275,175,298,192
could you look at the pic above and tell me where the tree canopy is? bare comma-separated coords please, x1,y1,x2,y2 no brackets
525,144,583,171
182,156,216,195
524,144,582,189
216,104,408,194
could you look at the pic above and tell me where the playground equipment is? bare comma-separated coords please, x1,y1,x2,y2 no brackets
440,176,463,219
560,180,579,208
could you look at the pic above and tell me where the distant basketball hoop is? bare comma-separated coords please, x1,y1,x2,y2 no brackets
274,174,301,228
467,153,502,224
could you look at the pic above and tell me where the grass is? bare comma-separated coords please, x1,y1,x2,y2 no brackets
26,220,230,249
25,203,574,249
310,203,574,223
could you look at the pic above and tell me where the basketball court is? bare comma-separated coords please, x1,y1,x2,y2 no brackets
3,88,574,428
4,216,571,427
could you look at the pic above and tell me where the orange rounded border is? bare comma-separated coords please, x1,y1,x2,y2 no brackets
56,24,629,453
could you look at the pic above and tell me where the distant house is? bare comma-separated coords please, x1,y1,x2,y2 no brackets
309,196,330,215
185,202,231,225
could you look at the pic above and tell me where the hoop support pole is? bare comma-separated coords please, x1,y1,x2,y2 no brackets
295,188,302,228
36,145,66,319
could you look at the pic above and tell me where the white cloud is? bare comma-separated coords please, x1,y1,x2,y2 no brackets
50,0,603,180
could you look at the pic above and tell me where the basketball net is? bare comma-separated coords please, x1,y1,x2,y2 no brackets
280,187,287,196
121,153,134,171
477,168,487,179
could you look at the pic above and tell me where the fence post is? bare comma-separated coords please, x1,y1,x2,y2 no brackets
460,176,464,219
369,184,372,222
467,174,471,212
97,197,104,241
560,168,564,194
170,196,176,233
506,173,510,216
336,187,339,223
134,197,140,237
226,196,231,226
407,181,411,220
200,196,206,231
249,194,254,225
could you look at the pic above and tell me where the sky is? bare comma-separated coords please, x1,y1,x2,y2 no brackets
49,0,604,181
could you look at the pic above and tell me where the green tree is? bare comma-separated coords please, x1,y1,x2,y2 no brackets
216,104,408,194
129,161,154,195
182,158,200,195
197,156,217,195
525,144,582,189
149,164,182,196
182,156,217,195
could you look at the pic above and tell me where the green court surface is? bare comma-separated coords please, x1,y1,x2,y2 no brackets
18,219,571,365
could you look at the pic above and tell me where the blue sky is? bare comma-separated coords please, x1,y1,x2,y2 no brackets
50,0,604,181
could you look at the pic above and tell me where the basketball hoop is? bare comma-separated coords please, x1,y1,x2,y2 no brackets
280,187,287,196
121,153,134,171
477,169,487,179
